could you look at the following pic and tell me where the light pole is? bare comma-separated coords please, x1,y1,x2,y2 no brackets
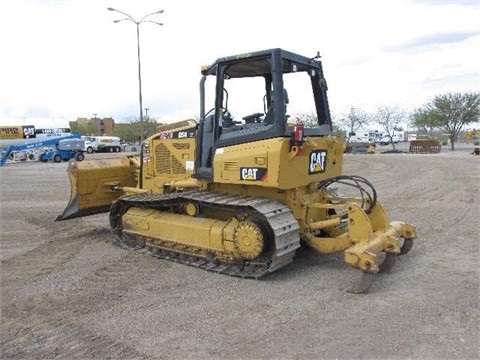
107,7,163,144
93,113,98,135
144,108,150,138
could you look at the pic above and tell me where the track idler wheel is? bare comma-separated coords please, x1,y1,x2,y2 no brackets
399,238,413,255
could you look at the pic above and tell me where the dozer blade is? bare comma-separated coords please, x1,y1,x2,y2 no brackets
56,157,138,221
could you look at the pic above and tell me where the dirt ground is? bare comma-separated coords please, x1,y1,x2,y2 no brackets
1,143,479,360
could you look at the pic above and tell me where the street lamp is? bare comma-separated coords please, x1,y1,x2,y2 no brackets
144,108,150,138
107,7,163,144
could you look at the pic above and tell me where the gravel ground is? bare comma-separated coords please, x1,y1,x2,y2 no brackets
0,142,479,360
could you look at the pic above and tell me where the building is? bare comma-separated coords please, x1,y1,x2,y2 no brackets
70,117,115,136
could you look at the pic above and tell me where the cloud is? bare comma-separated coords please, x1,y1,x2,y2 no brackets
409,0,479,7
385,31,479,53
0,0,479,125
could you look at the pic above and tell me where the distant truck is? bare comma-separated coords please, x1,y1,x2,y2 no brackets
83,136,121,153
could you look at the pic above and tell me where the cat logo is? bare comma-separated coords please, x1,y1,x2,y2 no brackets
308,150,327,174
240,167,267,181
23,126,35,137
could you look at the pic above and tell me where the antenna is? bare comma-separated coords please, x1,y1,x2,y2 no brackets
311,51,321,60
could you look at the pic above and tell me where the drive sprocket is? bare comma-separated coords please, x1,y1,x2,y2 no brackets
234,221,265,260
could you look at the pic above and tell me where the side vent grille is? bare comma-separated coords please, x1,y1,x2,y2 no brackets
155,143,186,174
173,143,190,150
224,161,239,171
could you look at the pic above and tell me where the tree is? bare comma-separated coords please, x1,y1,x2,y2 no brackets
112,117,161,143
112,123,135,143
338,107,370,143
410,108,437,137
373,105,406,150
142,116,161,138
295,111,318,128
294,112,346,139
412,92,480,150
69,120,98,136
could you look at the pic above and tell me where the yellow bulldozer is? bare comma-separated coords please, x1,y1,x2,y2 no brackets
465,129,480,144
57,49,416,293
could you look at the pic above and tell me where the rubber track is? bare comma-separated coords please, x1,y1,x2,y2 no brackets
110,190,301,279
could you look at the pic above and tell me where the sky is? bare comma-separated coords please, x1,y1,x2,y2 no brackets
0,0,479,129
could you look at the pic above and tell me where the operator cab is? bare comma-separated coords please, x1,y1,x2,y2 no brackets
195,48,333,179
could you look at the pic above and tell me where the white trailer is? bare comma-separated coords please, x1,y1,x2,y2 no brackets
377,131,405,145
348,129,383,143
